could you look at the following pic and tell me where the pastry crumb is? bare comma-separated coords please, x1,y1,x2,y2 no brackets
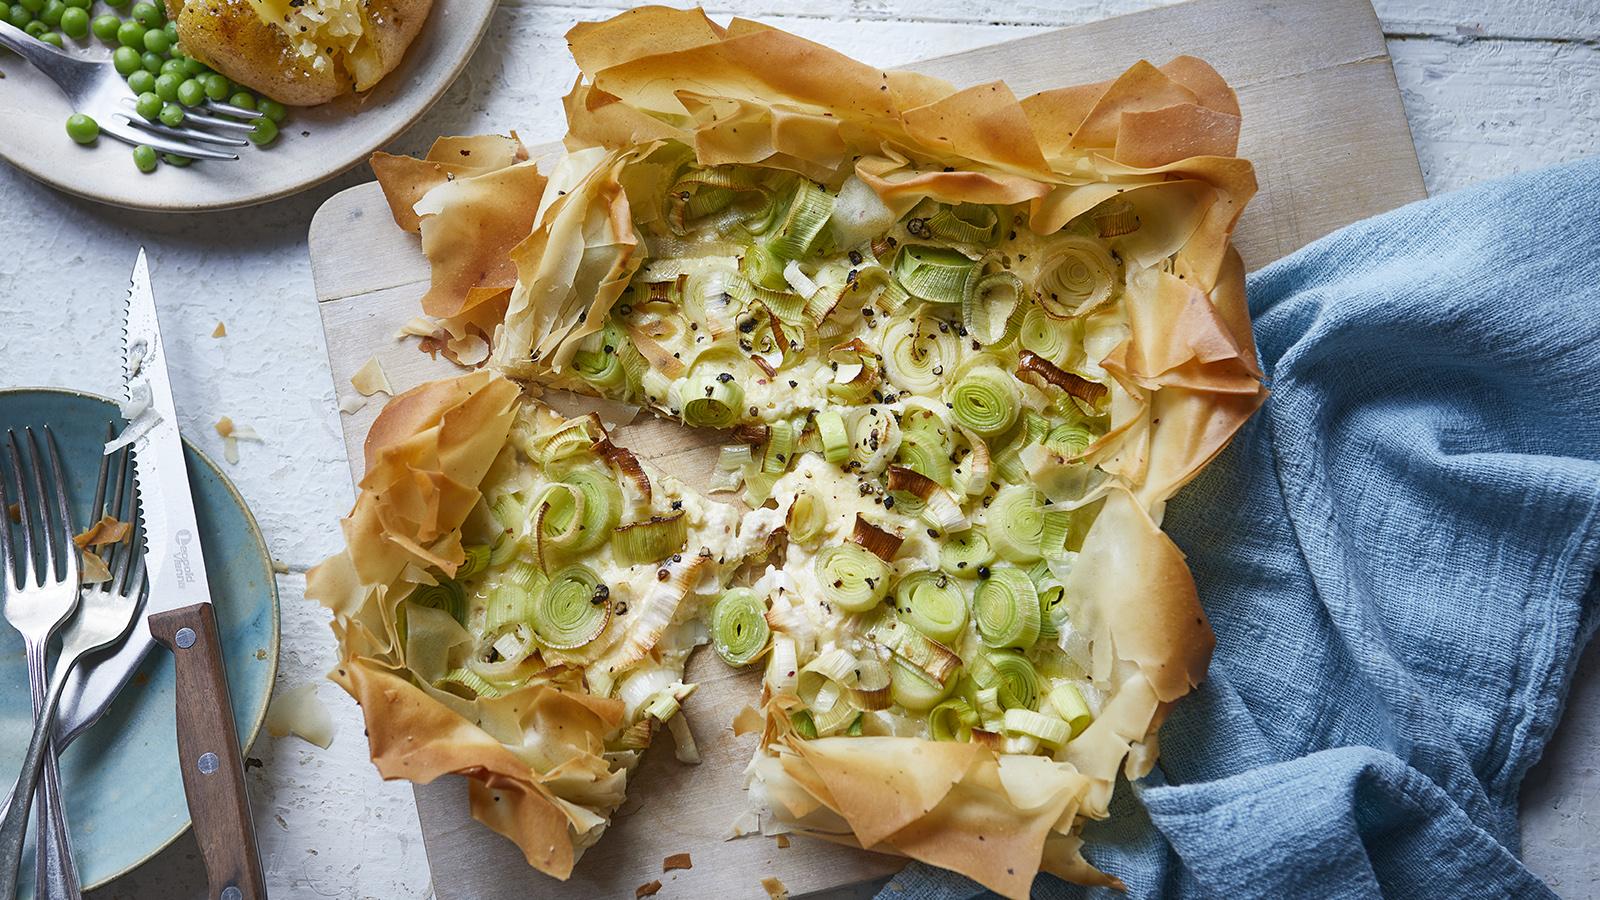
662,852,692,872
212,321,226,338
761,877,788,900
775,834,790,849
635,881,663,898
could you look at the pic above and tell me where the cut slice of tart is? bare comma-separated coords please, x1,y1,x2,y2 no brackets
355,8,1267,896
307,370,761,876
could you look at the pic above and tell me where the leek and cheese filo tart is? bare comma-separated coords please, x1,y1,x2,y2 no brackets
308,370,761,877
366,7,1266,895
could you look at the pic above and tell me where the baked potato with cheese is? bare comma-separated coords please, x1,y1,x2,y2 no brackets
166,0,433,106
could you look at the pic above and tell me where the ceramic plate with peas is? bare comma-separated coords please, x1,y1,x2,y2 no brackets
0,0,497,212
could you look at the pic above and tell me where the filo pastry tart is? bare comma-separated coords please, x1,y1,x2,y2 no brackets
358,7,1265,895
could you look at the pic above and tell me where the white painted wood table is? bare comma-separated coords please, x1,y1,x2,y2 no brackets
0,2,1595,897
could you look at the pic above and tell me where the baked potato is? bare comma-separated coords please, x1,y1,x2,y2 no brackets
166,0,433,106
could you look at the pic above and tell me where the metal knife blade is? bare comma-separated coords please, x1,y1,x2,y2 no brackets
54,248,213,741
122,247,215,612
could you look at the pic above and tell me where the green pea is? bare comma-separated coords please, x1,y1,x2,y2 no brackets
64,112,98,143
134,90,162,120
57,3,85,35
114,19,142,47
228,92,257,112
153,72,179,101
17,0,41,12
176,78,203,107
259,100,287,123
112,44,142,74
158,102,183,126
0,3,12,23
161,152,191,167
248,115,278,147
103,0,128,6
140,51,162,72
64,0,90,8
90,13,119,40
163,19,175,38
182,57,208,76
8,5,33,27
129,0,159,27
141,25,169,54
126,68,155,93
24,18,46,36
132,144,158,173
203,76,229,101
38,0,61,26
38,30,61,45
159,57,185,77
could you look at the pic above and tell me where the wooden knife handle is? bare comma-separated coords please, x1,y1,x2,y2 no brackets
150,602,268,900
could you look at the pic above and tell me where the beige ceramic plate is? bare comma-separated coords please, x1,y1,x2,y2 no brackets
0,0,496,212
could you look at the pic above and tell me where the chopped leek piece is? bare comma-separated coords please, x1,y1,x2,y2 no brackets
682,365,745,429
946,364,1020,437
897,569,968,645
927,203,1000,245
573,320,632,394
711,588,770,667
790,709,819,740
533,565,610,649
895,428,954,486
814,542,892,612
940,529,994,577
1037,235,1118,318
768,180,836,260
1037,581,1069,642
763,420,796,474
973,565,1041,650
1003,708,1071,746
436,667,505,699
485,560,546,633
456,544,492,581
1019,305,1075,366
882,308,957,396
1046,683,1094,737
987,485,1045,562
962,271,1023,346
612,512,689,566
928,697,979,742
559,466,623,553
1045,421,1094,458
889,655,952,711
787,490,827,544
815,410,850,464
408,579,467,627
976,649,1040,710
894,244,976,304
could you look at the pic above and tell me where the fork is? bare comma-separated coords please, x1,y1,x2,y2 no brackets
0,428,84,900
0,20,262,161
0,429,146,900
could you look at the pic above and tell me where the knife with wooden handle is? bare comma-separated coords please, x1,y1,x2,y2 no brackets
123,249,268,899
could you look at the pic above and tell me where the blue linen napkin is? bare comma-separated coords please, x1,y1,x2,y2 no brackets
882,157,1600,899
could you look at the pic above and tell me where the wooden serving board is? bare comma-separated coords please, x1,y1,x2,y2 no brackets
308,0,1424,896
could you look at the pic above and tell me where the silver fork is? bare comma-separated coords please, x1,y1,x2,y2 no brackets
0,430,146,899
0,20,262,161
0,428,84,900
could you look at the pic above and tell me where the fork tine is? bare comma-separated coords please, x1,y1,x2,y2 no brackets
202,100,264,121
99,120,240,162
113,115,248,149
106,447,135,591
172,109,258,135
0,452,13,592
23,429,57,583
42,427,79,586
6,431,37,587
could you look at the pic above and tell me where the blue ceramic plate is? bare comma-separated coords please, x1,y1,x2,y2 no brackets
0,388,279,897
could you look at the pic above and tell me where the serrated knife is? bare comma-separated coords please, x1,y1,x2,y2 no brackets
112,249,267,899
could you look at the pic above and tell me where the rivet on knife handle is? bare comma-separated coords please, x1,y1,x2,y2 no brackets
150,602,267,900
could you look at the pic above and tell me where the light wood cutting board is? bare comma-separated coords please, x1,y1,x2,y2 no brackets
308,0,1424,895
